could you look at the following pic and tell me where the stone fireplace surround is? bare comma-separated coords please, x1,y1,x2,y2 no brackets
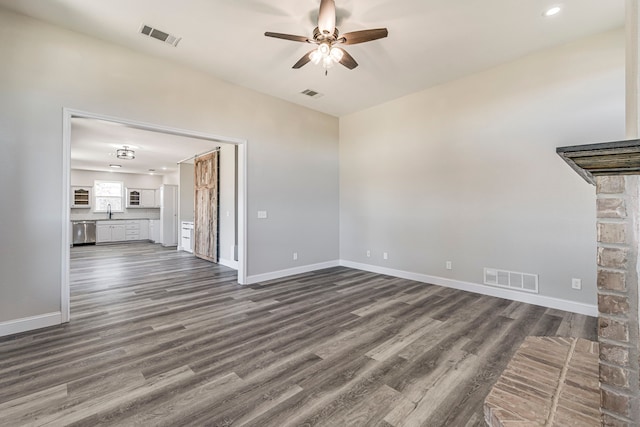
557,140,640,426
485,141,640,426
477,144,640,427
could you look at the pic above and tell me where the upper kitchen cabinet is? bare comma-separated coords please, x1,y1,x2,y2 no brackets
71,186,92,208
126,188,159,208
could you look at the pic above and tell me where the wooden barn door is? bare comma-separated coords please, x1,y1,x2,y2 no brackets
194,150,219,262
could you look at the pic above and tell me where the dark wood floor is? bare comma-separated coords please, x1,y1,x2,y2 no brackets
0,243,597,426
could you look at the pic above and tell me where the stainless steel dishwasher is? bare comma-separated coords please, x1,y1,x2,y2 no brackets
72,220,96,245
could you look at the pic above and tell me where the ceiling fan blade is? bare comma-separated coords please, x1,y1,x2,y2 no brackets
292,50,316,69
340,28,389,45
337,48,358,70
317,0,336,36
264,32,311,43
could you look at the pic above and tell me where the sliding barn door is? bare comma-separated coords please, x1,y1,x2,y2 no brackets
194,151,219,262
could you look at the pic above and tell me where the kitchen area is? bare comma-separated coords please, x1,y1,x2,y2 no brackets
69,116,237,269
69,168,187,250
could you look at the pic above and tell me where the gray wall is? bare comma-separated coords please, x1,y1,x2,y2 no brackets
179,163,195,222
0,9,339,323
339,30,626,306
218,144,237,263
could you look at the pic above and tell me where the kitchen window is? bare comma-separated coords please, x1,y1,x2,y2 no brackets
94,180,124,212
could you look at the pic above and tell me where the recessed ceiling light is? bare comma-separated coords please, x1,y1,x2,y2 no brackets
161,167,167,170
110,164,122,168
543,6,562,17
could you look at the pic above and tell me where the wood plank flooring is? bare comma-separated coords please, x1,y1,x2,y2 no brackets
0,243,597,426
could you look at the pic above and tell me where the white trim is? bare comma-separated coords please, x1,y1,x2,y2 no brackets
246,260,341,285
61,111,71,323
218,258,239,270
238,137,247,285
0,312,62,338
62,108,249,306
339,260,598,317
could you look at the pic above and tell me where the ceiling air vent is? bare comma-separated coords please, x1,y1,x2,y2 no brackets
139,24,181,47
301,89,323,99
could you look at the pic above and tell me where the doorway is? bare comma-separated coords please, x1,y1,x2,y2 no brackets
61,108,248,323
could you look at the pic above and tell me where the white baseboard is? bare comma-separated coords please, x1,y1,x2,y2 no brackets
218,258,238,270
0,312,62,338
339,260,598,317
246,260,341,285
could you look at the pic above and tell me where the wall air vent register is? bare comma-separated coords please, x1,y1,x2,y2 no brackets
484,268,539,294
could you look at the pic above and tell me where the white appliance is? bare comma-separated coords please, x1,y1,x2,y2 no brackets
159,185,178,246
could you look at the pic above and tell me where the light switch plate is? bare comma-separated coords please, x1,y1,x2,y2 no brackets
257,210,267,219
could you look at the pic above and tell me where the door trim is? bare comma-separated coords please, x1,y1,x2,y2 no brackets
62,108,248,323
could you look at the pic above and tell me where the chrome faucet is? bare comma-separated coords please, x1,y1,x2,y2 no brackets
107,203,112,220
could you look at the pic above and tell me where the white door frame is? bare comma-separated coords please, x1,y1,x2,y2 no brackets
61,108,248,323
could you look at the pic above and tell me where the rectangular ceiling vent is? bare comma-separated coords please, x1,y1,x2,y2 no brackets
484,268,539,294
301,89,323,99
139,24,181,47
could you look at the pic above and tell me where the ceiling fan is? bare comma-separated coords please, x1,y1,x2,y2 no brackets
264,0,388,71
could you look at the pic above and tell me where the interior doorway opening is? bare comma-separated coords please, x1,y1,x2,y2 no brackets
62,108,248,323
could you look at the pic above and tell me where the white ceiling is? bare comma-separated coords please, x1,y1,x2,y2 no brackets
71,118,223,175
0,0,625,117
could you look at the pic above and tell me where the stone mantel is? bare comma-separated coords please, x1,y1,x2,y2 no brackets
556,139,640,185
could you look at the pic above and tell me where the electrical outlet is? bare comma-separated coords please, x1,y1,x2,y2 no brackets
383,252,388,260
571,278,582,290
293,252,298,261
446,261,452,270
366,250,371,258
257,210,267,219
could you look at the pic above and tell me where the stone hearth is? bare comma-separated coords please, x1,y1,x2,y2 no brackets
484,336,600,427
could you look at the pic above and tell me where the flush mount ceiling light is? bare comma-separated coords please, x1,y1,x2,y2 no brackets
116,146,135,160
543,6,562,17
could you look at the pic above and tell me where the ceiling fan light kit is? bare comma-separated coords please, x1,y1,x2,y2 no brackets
265,0,388,72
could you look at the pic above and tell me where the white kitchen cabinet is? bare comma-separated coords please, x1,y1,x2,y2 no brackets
149,219,160,243
97,220,153,243
140,190,155,208
124,220,151,241
139,219,149,240
124,220,140,241
126,188,159,208
180,221,194,253
70,186,92,208
96,222,126,243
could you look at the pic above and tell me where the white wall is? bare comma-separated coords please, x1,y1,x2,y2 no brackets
339,30,626,307
163,171,180,186
0,9,339,325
